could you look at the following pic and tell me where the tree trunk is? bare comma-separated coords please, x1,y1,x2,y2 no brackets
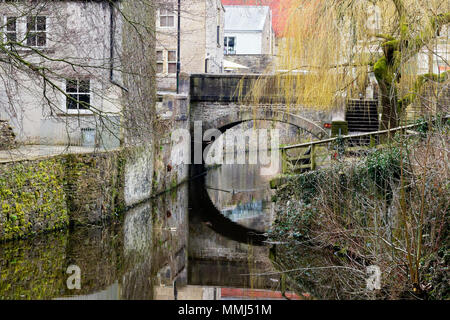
378,80,400,131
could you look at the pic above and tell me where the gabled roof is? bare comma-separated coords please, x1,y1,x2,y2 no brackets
222,0,288,37
224,5,270,32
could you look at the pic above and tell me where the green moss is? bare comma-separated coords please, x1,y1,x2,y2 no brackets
374,57,393,85
64,151,125,225
0,231,68,299
0,159,68,241
382,39,399,51
0,149,130,241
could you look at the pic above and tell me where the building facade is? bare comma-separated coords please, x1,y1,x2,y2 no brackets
0,0,155,147
223,5,273,56
155,0,225,92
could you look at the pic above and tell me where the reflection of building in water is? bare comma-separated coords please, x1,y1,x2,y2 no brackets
0,182,191,300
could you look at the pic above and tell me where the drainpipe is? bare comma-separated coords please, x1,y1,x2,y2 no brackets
176,0,181,94
109,1,128,147
109,1,128,92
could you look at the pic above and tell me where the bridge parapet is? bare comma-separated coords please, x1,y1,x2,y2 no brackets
189,74,334,156
190,73,283,103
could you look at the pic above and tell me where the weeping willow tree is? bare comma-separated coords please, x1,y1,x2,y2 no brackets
250,0,449,130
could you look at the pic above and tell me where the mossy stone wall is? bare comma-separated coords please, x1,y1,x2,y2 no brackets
0,123,189,241
0,151,126,241
65,152,124,226
0,159,68,241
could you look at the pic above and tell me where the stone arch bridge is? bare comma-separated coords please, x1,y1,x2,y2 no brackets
186,74,333,245
189,74,331,145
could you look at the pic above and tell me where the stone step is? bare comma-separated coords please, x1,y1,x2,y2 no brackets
346,118,379,123
346,112,378,117
346,99,379,137
346,111,378,116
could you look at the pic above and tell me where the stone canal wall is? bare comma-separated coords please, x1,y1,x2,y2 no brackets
0,94,190,242
0,150,128,240
0,158,69,241
152,93,190,196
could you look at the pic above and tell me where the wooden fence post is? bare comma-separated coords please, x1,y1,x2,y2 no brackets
311,144,316,170
370,134,376,148
281,149,287,173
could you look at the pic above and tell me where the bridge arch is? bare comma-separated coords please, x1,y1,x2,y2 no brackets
202,107,329,140
188,75,331,244
189,173,268,245
189,107,329,244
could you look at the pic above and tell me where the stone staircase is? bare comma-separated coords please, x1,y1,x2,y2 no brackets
345,99,379,145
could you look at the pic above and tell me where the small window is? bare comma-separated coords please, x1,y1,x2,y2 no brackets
5,17,17,43
66,79,91,111
159,6,175,27
168,50,177,74
224,36,236,55
27,16,47,47
156,50,164,73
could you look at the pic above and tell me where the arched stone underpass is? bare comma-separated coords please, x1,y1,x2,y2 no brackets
205,107,328,140
188,74,331,246
189,115,329,246
188,169,268,245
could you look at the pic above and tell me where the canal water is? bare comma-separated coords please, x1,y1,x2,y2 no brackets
0,157,303,300
0,123,323,300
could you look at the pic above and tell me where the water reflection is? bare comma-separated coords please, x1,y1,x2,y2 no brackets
0,183,189,300
205,161,280,232
0,142,306,300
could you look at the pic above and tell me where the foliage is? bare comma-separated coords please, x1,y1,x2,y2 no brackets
332,135,346,158
365,146,403,189
271,130,449,299
413,117,430,134
248,0,449,129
